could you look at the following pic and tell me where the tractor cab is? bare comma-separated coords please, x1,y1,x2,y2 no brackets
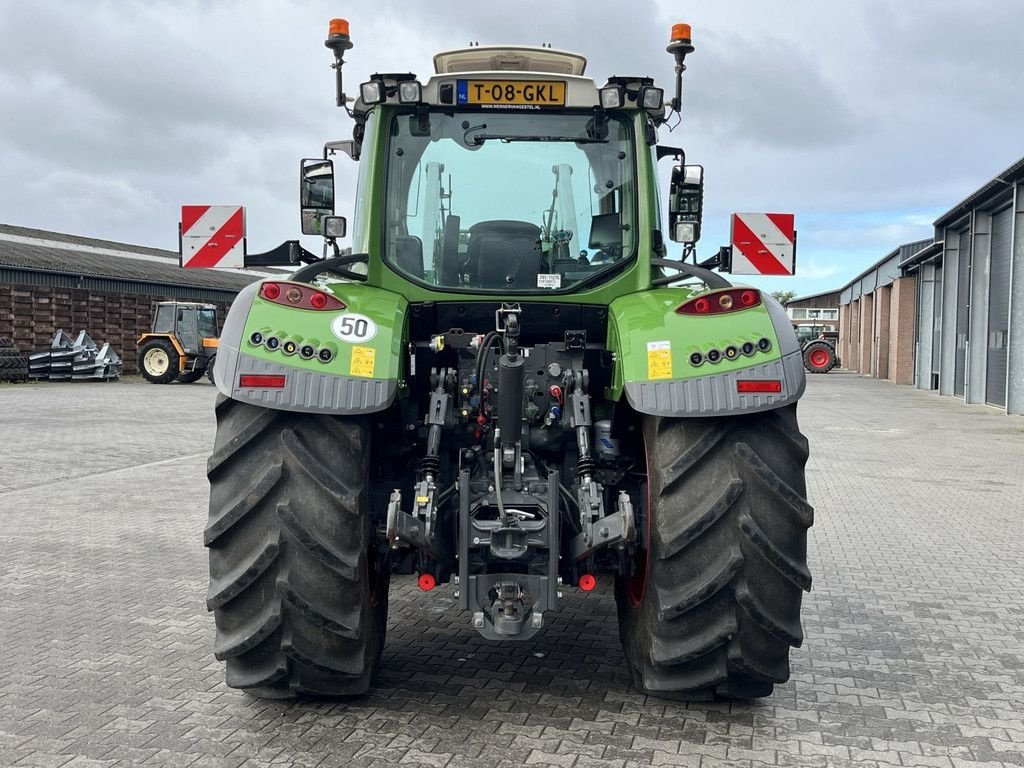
137,301,220,384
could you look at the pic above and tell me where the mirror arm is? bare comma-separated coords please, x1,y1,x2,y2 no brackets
656,145,684,162
697,246,733,273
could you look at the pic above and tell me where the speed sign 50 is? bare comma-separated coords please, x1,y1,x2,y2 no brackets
331,313,378,343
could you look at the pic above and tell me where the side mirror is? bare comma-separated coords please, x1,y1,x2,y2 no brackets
300,158,335,236
668,164,703,243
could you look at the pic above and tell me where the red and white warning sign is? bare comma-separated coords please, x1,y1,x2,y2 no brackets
730,213,796,276
180,205,246,269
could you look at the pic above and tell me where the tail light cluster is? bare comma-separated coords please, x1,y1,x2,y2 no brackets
248,330,336,363
260,281,345,311
677,288,761,316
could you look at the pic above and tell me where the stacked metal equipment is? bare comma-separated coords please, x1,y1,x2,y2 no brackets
28,330,123,381
0,337,30,383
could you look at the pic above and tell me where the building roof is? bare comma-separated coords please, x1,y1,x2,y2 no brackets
898,239,944,270
840,238,933,292
785,288,841,306
934,155,1024,227
0,223,259,293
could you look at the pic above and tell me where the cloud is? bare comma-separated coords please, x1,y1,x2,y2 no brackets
0,0,1021,271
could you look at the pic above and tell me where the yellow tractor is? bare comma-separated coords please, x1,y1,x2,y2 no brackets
137,301,220,384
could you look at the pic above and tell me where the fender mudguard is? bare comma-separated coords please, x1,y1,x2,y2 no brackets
213,280,407,414
606,288,805,417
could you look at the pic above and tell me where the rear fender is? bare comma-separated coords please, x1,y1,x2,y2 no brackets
606,288,805,417
213,280,407,414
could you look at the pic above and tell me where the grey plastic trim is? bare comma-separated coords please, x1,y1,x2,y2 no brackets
761,292,802,357
220,346,397,414
624,349,806,417
212,282,397,414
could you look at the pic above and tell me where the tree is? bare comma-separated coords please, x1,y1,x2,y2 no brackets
771,289,797,305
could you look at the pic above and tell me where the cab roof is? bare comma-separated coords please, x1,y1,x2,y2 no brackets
432,46,587,76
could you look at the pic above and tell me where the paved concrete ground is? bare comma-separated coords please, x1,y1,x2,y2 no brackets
1,373,1023,768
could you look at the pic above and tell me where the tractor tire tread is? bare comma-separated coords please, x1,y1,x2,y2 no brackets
616,405,812,701
206,395,387,699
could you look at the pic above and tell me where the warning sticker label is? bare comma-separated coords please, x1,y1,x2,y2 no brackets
537,273,562,289
349,346,376,378
646,340,672,380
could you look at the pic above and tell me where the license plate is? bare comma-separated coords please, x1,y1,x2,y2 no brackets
457,80,566,107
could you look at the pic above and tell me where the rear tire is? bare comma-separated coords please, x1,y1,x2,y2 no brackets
206,354,217,385
178,368,205,384
138,340,179,384
802,341,837,373
615,406,813,700
205,396,389,698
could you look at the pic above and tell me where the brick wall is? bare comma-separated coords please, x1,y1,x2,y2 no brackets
858,294,874,374
0,284,232,375
874,284,891,380
888,276,917,385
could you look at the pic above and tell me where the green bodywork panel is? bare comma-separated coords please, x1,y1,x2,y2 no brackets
605,288,783,400
241,283,408,381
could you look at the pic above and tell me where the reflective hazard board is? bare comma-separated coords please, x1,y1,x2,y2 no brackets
730,213,796,276
180,205,246,269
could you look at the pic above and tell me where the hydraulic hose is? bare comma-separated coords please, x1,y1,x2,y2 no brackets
474,331,503,403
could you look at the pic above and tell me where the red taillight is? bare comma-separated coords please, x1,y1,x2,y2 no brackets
736,379,782,394
579,574,597,592
678,289,762,316
259,281,344,311
239,374,287,388
418,573,436,591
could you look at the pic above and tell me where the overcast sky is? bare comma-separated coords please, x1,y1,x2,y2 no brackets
1,0,1022,297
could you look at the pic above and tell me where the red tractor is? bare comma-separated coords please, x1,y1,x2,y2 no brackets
800,330,840,373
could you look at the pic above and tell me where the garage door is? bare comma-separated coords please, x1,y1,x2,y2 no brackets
932,264,943,382
954,228,971,397
986,206,1012,407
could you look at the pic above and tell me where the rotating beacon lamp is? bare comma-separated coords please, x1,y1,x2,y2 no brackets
666,23,694,113
325,18,354,108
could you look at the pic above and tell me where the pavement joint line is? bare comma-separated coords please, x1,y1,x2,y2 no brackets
0,451,209,496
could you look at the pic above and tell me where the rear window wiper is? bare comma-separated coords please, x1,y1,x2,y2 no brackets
467,134,608,146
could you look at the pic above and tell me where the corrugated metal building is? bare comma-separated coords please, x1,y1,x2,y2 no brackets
836,240,930,384
0,224,257,374
900,157,1024,413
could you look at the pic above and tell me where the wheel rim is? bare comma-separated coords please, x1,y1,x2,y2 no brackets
809,348,830,369
144,348,169,375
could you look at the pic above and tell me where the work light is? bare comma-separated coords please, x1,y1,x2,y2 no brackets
599,86,624,109
398,80,422,103
360,80,385,104
639,86,664,110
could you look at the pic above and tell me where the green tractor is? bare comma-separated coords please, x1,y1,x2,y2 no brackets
205,20,812,701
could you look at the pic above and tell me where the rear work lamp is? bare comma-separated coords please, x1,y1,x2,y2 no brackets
360,80,385,104
398,80,422,103
599,85,625,109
